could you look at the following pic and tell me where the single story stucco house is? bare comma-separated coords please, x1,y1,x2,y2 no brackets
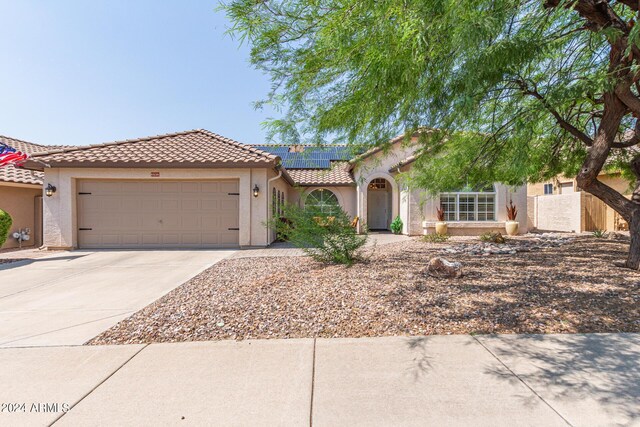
22,129,527,249
0,135,48,249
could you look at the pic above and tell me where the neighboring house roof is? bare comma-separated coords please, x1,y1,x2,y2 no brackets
23,129,278,170
0,135,50,185
285,162,355,186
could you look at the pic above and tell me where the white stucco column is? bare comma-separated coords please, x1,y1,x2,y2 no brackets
400,185,410,234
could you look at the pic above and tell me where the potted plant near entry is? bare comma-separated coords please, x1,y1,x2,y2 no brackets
435,207,448,235
505,199,519,236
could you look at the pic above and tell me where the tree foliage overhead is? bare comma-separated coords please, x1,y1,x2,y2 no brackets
226,0,640,267
227,0,630,187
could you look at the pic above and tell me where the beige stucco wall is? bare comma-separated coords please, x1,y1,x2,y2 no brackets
532,192,582,232
267,169,291,242
42,167,278,249
0,183,42,249
599,172,633,195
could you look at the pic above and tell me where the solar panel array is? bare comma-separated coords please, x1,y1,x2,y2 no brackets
253,145,354,169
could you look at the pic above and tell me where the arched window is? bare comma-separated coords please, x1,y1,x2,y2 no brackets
279,191,285,216
276,190,281,217
439,184,496,221
305,188,340,215
272,188,278,217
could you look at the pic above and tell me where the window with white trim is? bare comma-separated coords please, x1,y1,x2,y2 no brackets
439,184,496,222
305,188,340,215
543,183,553,195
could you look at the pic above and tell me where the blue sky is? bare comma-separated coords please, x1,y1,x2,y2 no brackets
0,1,275,146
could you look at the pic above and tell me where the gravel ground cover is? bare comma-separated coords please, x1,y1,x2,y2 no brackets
89,236,640,345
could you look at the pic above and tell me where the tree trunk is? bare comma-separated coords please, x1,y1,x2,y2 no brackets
627,210,640,270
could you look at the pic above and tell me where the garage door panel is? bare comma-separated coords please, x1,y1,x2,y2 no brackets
120,217,140,228
161,182,179,192
142,234,161,245
181,215,201,228
121,198,141,211
201,182,220,192
219,181,238,193
78,180,240,248
180,182,201,193
121,234,140,245
141,199,161,210
161,199,179,210
102,234,121,245
181,199,200,210
140,182,161,193
201,200,220,211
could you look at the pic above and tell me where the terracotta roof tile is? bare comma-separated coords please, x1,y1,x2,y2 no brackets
0,135,49,185
25,129,278,169
286,162,354,186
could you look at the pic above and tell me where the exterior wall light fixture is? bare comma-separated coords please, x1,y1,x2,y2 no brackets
45,183,57,197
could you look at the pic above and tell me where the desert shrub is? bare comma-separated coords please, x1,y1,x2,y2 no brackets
0,209,12,247
422,233,449,243
592,229,607,238
479,231,506,244
390,216,403,234
267,203,368,266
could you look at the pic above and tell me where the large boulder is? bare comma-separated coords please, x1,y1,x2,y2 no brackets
424,257,463,279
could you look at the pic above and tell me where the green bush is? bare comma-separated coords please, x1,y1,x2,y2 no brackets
479,231,506,244
422,233,449,243
592,229,606,238
267,203,368,266
390,216,403,235
0,209,12,247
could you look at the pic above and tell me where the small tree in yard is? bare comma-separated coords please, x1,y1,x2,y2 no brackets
268,203,368,266
0,209,12,247
226,0,640,269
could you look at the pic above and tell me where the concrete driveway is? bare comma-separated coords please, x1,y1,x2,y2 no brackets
0,249,235,347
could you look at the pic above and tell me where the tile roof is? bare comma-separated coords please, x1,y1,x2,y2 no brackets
285,162,354,186
24,129,278,170
0,135,49,185
389,155,417,172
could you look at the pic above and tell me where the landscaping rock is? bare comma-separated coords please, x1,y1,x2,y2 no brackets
441,233,575,256
424,257,463,279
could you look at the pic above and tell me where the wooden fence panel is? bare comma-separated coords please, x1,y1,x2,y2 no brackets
582,193,608,231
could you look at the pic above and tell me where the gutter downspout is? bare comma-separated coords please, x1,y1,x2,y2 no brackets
267,168,283,244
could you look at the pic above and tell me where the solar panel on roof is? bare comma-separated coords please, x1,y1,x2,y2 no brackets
252,144,358,169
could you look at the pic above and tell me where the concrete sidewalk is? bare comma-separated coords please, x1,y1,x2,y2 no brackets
0,333,638,426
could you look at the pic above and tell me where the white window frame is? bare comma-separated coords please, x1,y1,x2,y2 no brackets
304,188,340,215
543,183,553,195
439,186,497,222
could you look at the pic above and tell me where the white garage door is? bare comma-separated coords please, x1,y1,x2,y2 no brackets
77,180,239,248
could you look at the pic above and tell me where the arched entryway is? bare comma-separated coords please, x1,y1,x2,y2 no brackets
367,178,392,230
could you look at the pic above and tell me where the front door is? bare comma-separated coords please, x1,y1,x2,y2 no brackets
368,191,389,230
